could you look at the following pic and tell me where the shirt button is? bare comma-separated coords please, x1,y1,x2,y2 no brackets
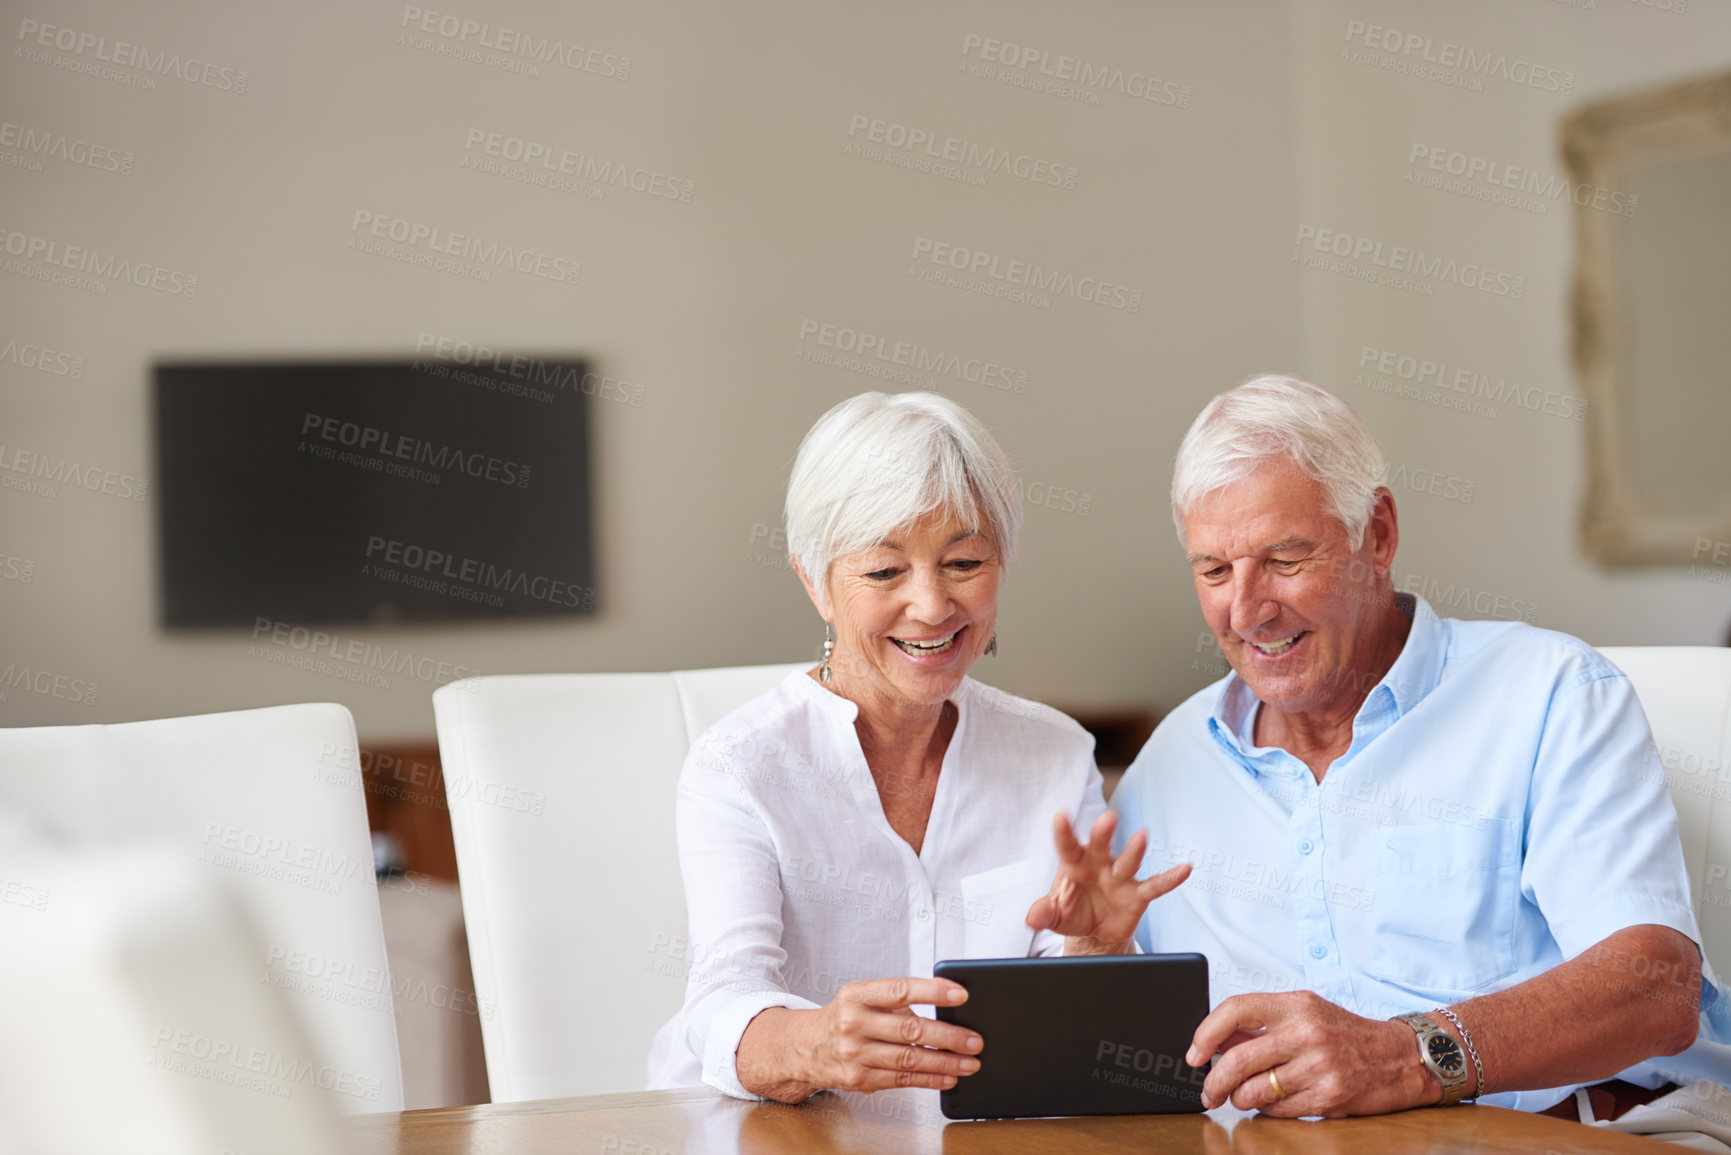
1299,839,1314,855
1309,944,1326,960
918,909,930,921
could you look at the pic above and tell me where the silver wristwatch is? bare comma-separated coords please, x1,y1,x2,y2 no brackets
1393,1012,1470,1105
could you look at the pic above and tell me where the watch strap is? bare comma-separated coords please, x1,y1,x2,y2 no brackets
1394,1012,1470,1105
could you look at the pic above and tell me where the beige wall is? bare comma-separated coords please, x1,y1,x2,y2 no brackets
0,0,1725,741
1288,0,1731,653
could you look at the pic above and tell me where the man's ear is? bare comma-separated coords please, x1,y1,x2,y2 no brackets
791,556,828,619
1368,487,1399,577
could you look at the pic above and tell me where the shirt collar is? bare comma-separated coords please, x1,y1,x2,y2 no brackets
1378,592,1445,715
784,667,860,722
1206,593,1446,763
785,667,975,733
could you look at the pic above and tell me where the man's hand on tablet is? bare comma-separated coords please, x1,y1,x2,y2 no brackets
1025,810,1192,955
1187,991,1434,1117
737,978,984,1103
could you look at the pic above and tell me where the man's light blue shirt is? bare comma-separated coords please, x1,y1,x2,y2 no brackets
1113,594,1731,1111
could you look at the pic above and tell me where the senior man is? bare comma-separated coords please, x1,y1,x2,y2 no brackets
1112,374,1731,1120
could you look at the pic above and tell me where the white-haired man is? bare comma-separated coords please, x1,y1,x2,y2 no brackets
1111,375,1731,1119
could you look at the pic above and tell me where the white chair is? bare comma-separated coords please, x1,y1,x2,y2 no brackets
432,661,806,1103
1598,647,1731,972
0,704,404,1113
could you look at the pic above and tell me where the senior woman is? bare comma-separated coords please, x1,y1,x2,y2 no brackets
646,391,1190,1103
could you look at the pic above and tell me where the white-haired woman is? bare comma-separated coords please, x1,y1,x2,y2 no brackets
646,392,1190,1103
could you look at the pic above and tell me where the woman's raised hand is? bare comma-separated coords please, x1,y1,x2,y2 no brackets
1024,810,1191,954
737,977,983,1103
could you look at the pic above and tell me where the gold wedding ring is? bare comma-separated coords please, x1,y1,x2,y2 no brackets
1267,1069,1285,1100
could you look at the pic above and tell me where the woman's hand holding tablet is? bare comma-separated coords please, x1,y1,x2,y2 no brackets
736,978,984,1103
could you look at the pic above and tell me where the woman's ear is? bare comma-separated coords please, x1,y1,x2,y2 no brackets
791,556,827,618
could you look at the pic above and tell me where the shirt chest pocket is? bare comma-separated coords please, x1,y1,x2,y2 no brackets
950,857,1050,960
1362,817,1520,994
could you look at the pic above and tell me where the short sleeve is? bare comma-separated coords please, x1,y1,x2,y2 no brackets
1521,670,1700,958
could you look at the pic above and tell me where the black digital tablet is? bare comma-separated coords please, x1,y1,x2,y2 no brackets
933,953,1211,1119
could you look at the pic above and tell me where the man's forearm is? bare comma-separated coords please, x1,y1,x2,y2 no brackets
1440,924,1699,1097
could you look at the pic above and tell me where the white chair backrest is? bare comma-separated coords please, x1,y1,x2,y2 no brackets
0,704,403,1113
1598,647,1731,973
432,662,807,1103
672,662,818,742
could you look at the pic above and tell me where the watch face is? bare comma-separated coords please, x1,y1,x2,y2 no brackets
1427,1035,1465,1078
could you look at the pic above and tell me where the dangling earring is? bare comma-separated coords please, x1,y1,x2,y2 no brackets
986,633,998,658
820,621,835,684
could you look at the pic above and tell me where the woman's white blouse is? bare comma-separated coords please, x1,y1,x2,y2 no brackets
646,670,1104,1098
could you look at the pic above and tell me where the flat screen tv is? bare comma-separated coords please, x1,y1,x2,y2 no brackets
154,358,593,628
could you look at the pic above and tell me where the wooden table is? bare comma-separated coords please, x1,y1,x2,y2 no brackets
350,1086,1669,1154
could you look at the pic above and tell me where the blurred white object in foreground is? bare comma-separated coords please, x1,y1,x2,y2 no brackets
0,823,355,1155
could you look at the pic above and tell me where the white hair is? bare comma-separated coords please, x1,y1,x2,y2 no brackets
1171,375,1388,548
785,392,1021,611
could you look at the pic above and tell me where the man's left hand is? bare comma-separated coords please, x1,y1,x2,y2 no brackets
1187,992,1437,1117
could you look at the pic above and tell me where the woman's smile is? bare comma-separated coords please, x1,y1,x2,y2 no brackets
890,627,963,656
